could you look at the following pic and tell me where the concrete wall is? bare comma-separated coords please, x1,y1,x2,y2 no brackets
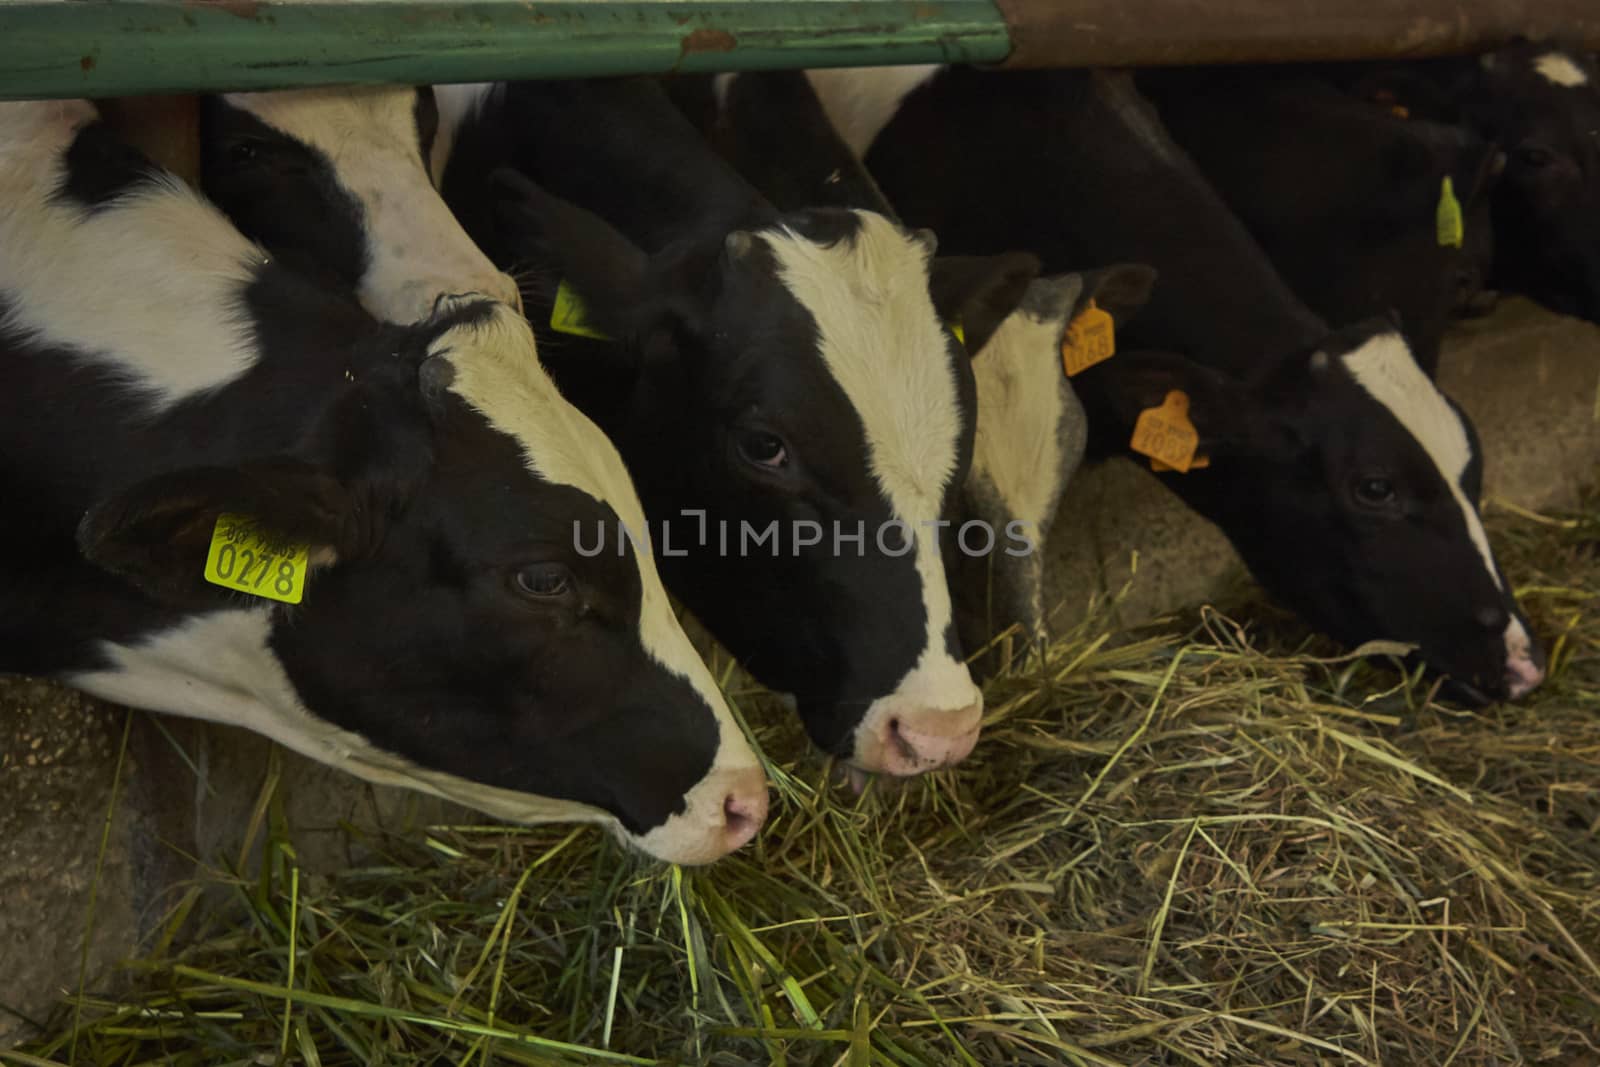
2,296,1597,1044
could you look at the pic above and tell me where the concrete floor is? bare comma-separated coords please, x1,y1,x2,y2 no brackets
1,296,1597,1044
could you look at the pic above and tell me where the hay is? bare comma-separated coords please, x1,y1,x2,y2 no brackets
9,490,1599,1067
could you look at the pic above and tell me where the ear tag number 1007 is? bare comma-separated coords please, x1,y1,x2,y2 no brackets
204,513,309,604
1130,391,1210,473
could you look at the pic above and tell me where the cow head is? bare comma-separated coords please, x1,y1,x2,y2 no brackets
1469,42,1600,321
1097,318,1544,704
492,170,1041,778
78,300,766,865
952,263,1156,677
199,86,521,323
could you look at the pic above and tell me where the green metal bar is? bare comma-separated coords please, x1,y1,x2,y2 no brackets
0,1,1012,101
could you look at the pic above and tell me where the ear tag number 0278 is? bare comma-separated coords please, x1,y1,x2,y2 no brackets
1130,390,1210,473
1061,299,1116,377
550,279,613,341
1436,176,1465,249
204,513,309,604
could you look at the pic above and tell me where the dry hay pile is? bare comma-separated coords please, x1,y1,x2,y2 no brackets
8,491,1599,1067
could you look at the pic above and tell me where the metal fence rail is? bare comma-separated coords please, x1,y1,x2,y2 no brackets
0,0,1598,100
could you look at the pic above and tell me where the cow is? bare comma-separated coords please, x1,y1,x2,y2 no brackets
665,69,1154,677
198,86,521,323
0,98,766,866
803,65,1546,704
420,76,1047,780
1330,40,1600,323
1135,65,1503,376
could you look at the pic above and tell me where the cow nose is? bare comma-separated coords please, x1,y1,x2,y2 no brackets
1501,616,1545,701
1505,655,1545,701
717,766,769,854
870,698,984,776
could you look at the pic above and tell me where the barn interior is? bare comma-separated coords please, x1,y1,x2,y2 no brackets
2,4,1598,1064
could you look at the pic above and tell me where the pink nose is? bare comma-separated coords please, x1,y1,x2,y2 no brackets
867,701,984,777
1504,653,1545,701
715,766,769,856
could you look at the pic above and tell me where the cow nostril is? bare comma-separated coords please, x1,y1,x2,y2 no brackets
722,791,762,847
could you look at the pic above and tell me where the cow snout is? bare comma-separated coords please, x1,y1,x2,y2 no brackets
1502,617,1545,701
855,691,984,777
720,773,768,852
634,762,768,866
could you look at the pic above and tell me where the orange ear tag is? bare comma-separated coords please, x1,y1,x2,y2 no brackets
1130,390,1210,473
1060,298,1116,376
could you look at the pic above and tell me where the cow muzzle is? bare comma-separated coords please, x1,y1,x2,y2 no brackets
632,763,769,866
850,669,984,777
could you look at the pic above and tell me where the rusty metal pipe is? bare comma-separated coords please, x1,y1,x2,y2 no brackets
996,0,1600,69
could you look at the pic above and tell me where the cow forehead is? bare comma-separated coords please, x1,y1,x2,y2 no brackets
758,210,962,522
226,86,420,154
1340,332,1503,591
434,303,729,697
1531,51,1591,90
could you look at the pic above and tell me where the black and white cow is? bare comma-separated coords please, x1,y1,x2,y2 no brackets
0,99,766,866
199,86,522,323
804,65,1546,704
665,69,1153,677
425,76,1044,779
1333,41,1600,322
1135,65,1503,376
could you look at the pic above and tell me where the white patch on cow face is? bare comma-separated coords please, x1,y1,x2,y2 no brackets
225,87,519,323
0,100,261,411
805,65,942,157
70,609,617,827
1534,52,1590,89
429,82,499,187
435,301,763,793
1341,332,1503,593
969,275,1088,540
760,211,982,767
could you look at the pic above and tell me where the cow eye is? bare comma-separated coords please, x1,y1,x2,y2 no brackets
1354,476,1397,507
226,138,265,167
1515,145,1554,169
512,562,573,599
736,430,788,470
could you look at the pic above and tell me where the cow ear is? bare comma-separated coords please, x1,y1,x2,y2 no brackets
1097,350,1303,460
78,459,354,610
489,168,654,336
1077,262,1158,327
929,251,1042,356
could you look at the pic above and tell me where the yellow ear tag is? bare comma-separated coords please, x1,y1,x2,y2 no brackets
549,279,612,341
946,317,966,347
203,513,309,604
1436,176,1465,249
1130,390,1210,473
1060,298,1116,377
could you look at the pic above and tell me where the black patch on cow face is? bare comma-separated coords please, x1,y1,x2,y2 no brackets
267,381,719,835
53,119,164,213
603,212,969,757
1107,323,1528,701
1470,44,1600,320
199,96,371,298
